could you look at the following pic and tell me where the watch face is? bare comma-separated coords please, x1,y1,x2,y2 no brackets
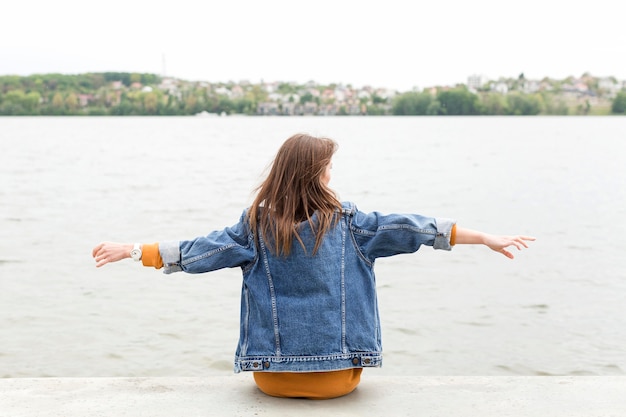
131,249,141,260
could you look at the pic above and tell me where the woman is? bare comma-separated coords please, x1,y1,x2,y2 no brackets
92,133,534,399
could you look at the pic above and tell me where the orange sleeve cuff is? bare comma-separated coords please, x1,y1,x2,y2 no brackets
450,224,457,246
141,243,163,269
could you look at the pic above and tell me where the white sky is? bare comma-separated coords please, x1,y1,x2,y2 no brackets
1,0,624,91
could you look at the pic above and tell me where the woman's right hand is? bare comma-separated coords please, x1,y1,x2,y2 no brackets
92,242,133,267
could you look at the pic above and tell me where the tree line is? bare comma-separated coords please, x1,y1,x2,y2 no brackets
393,89,626,116
1,72,625,116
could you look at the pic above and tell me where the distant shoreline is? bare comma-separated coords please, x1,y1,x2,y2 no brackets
1,72,625,116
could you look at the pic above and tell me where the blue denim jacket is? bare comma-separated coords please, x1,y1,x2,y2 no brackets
158,202,455,373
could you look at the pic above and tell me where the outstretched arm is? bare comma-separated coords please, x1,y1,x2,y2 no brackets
455,227,535,259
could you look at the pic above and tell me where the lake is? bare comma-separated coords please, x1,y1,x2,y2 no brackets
1,115,625,377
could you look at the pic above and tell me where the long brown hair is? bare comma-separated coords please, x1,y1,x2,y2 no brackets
248,133,341,256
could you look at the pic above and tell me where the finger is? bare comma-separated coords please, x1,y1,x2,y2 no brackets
514,236,534,249
501,248,514,259
92,244,103,258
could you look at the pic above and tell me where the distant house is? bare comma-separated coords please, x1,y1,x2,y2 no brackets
561,82,592,97
214,86,231,97
306,88,320,98
281,102,296,115
522,80,540,94
334,89,346,103
263,82,279,93
492,82,508,94
321,89,335,102
467,74,488,92
376,88,397,99
317,104,338,116
598,77,619,97
347,104,361,115
231,85,244,98
357,90,371,100
159,78,178,92
303,102,318,115
257,102,279,115
77,94,94,107
574,82,589,93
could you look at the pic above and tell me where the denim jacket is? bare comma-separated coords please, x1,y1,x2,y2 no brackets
158,202,455,373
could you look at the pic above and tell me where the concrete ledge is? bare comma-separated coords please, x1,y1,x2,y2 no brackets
2,376,625,417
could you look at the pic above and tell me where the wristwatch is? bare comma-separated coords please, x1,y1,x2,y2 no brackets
130,243,142,261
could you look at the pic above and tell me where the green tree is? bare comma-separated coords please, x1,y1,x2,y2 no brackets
110,99,134,115
234,98,255,115
143,92,159,114
437,88,480,115
506,93,544,115
130,73,142,85
391,92,433,115
426,100,441,115
65,93,79,113
611,91,626,114
277,83,297,94
541,93,569,115
23,91,41,113
51,92,65,114
0,75,22,93
363,104,387,115
211,96,234,114
184,94,199,114
480,93,508,115
372,93,386,104
246,85,268,103
300,92,314,104
1,90,26,114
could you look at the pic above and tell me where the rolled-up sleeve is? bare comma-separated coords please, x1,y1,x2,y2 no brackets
433,218,456,250
160,240,183,274
159,211,256,275
351,207,456,261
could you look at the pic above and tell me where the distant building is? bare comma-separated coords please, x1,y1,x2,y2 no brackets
77,94,94,107
598,77,620,98
334,89,346,103
357,90,371,100
214,87,231,97
522,80,540,94
231,85,244,98
257,102,279,115
467,74,488,91
491,82,508,94
303,102,318,115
